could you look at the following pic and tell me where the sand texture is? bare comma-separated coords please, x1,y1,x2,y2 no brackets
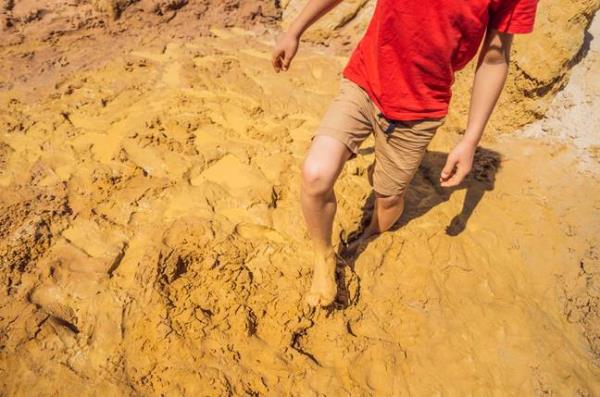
1,1,599,396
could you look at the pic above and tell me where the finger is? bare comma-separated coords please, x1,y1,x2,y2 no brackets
440,157,457,181
272,51,283,71
442,174,463,187
442,165,469,186
441,173,460,186
282,53,292,71
271,48,279,63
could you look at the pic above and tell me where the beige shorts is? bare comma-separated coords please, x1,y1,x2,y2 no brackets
311,76,446,196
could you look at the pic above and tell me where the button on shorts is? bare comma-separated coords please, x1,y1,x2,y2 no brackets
310,76,446,196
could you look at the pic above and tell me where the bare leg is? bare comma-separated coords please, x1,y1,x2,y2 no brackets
300,135,353,307
365,191,405,236
344,191,405,256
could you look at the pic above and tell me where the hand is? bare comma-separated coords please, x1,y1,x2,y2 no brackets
272,31,299,72
439,138,476,187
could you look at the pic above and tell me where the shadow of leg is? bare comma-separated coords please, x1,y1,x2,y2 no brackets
445,186,484,236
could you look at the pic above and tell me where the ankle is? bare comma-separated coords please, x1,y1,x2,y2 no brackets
312,246,337,267
313,242,335,255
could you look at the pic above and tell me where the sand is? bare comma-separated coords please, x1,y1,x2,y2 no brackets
0,1,599,396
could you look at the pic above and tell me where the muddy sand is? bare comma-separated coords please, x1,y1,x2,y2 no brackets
0,1,599,396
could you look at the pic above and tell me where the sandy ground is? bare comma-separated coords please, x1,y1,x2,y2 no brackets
0,3,599,397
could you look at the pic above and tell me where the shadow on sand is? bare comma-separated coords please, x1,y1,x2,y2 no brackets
332,146,502,309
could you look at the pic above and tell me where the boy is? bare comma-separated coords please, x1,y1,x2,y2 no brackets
271,0,538,307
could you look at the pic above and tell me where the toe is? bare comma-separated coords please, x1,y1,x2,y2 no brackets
320,282,338,307
320,291,337,307
304,291,321,307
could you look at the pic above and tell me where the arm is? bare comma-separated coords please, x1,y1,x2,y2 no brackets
271,0,343,72
439,28,514,187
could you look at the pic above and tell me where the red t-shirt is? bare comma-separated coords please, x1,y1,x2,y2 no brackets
342,0,539,121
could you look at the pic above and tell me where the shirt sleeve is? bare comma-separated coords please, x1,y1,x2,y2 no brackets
489,0,539,34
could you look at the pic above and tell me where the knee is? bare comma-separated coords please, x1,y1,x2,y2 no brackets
376,191,405,209
301,158,334,196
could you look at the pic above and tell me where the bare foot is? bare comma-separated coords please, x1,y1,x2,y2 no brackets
305,248,339,307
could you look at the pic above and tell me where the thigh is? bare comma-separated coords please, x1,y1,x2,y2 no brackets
310,76,375,160
370,115,446,196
